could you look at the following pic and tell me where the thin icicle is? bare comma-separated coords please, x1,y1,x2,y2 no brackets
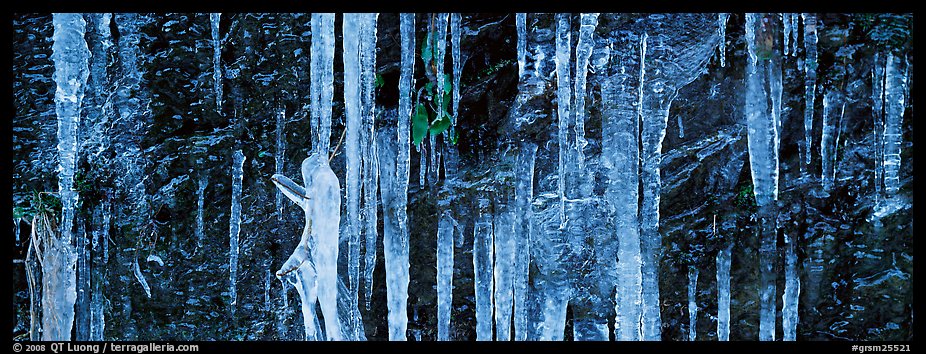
229,150,245,311
358,13,379,340
196,176,207,248
782,233,800,341
821,89,844,193
436,211,455,341
718,14,729,67
677,115,685,138
716,244,732,341
554,13,571,225
210,13,222,113
872,52,885,198
790,14,800,56
513,142,537,341
311,14,336,153
275,108,286,222
133,259,151,298
883,53,906,195
688,267,699,341
782,14,791,56
451,13,462,136
516,13,527,78
802,13,818,171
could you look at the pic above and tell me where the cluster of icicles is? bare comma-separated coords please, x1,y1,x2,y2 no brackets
40,12,906,341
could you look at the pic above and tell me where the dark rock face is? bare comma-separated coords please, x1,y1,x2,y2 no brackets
12,13,912,341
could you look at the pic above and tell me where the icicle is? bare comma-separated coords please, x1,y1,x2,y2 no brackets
573,13,598,170
342,13,364,339
494,207,516,341
601,44,643,340
554,13,572,225
451,13,462,137
474,212,494,341
132,259,151,298
210,13,222,113
716,243,732,341
872,52,885,198
437,211,455,341
688,267,699,341
821,89,844,193
782,14,791,56
419,146,427,186
384,13,415,341
272,153,344,340
264,268,271,312
360,15,380,330
718,14,729,67
744,13,781,341
782,233,800,341
883,53,906,195
513,142,537,341
677,115,685,138
517,13,527,78
275,108,286,222
790,14,800,56
229,150,245,312
311,14,336,153
89,198,108,341
47,12,90,341
196,176,207,248
802,13,818,172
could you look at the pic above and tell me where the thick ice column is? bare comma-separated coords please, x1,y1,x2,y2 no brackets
554,13,571,225
513,142,537,341
638,32,670,342
341,13,363,337
358,13,379,338
210,13,222,113
494,207,516,341
716,244,732,341
744,13,781,341
802,13,818,175
882,53,906,195
574,13,599,168
436,211,455,341
311,13,335,153
382,13,415,341
601,40,643,340
45,13,90,341
229,150,245,313
821,89,845,193
782,233,800,341
688,267,699,341
474,211,494,341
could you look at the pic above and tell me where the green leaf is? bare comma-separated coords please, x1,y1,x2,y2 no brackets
421,32,433,65
443,74,452,93
375,73,385,89
425,82,435,95
429,114,451,136
412,103,429,146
